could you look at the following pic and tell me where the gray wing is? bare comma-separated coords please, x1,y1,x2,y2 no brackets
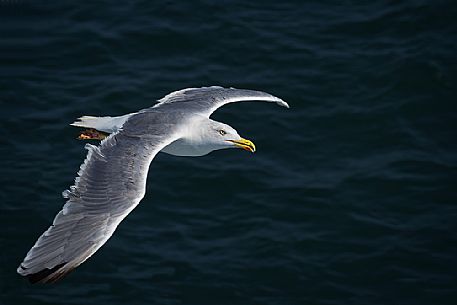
17,112,181,283
152,86,289,117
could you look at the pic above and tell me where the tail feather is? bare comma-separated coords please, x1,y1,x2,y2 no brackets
70,114,134,134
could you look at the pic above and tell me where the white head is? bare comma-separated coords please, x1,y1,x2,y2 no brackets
174,118,256,156
202,119,256,152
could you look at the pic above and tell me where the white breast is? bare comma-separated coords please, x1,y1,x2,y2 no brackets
160,138,217,157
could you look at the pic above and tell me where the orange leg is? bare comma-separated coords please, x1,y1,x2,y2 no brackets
77,129,108,140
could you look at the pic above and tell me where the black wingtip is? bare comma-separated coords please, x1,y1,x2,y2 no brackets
23,263,69,284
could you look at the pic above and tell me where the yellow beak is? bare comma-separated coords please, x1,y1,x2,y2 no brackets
228,138,256,153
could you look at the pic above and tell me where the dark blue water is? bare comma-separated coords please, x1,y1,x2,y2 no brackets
1,1,456,304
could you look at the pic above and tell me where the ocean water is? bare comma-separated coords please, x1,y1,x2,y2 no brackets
1,1,456,304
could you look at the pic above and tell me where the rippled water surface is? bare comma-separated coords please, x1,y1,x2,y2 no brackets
1,1,456,304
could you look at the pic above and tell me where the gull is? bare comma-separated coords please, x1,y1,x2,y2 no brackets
17,86,288,283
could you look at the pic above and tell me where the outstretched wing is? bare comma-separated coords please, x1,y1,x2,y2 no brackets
17,112,181,283
153,86,289,117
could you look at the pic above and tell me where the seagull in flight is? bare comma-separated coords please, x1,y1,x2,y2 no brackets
17,86,289,283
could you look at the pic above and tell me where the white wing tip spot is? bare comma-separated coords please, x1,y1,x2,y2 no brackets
278,99,290,108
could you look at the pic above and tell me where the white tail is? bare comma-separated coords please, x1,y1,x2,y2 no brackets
70,114,134,134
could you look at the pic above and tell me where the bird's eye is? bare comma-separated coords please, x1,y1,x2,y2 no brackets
219,130,226,136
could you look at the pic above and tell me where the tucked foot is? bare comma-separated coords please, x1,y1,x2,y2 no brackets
77,128,108,140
